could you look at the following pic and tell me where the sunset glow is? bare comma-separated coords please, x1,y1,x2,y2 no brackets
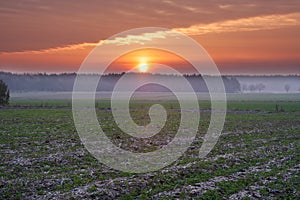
0,1,299,74
105,48,197,74
137,57,149,73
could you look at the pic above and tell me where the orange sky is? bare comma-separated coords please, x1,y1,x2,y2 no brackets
107,49,195,74
0,1,300,74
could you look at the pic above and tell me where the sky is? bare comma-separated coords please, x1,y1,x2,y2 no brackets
0,0,300,75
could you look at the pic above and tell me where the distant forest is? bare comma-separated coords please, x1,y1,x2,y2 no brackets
0,72,242,93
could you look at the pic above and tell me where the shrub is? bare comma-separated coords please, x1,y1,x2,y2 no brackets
0,79,9,105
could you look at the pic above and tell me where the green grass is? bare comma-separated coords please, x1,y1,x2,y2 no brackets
10,92,300,112
0,96,299,199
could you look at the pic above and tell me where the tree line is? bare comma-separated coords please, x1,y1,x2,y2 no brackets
0,72,241,93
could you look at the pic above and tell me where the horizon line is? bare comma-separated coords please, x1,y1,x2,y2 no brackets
1,71,300,77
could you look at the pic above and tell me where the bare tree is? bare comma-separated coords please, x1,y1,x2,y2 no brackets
257,83,265,93
249,84,257,92
284,84,290,93
242,84,248,92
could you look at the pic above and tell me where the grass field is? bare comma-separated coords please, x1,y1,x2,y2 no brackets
1,93,299,199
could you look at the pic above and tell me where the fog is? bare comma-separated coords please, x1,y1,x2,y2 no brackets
235,76,300,93
2,72,300,101
1,72,240,93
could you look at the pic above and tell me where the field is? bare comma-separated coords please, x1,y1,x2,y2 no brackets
1,93,299,199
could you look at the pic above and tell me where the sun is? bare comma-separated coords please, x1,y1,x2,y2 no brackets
136,57,149,73
137,62,148,73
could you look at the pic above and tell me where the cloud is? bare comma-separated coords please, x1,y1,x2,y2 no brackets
103,31,176,45
0,31,177,55
1,13,300,55
173,12,300,35
1,0,300,53
0,42,100,55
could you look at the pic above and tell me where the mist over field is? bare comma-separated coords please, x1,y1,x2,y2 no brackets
1,71,240,93
236,75,300,93
1,72,299,99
